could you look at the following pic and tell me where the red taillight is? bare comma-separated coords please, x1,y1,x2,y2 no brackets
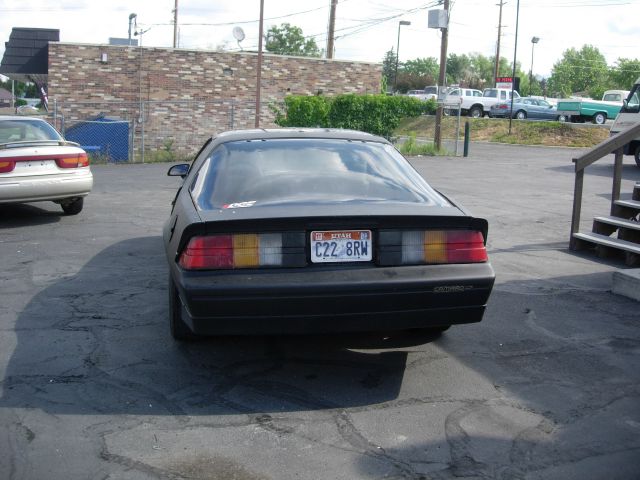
498,104,508,110
445,230,488,263
401,230,487,264
0,153,89,171
55,153,90,168
178,233,284,270
0,160,16,173
179,235,234,269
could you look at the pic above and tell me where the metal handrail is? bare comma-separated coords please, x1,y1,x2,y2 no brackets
569,121,640,249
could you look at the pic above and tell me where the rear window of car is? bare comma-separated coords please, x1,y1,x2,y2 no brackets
0,119,62,143
189,138,449,210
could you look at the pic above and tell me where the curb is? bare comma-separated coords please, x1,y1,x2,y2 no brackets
612,269,640,302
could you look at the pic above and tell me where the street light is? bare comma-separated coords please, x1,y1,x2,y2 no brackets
394,20,411,93
530,36,540,96
128,13,137,46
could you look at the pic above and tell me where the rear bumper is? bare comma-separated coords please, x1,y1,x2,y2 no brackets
172,263,495,334
0,170,93,204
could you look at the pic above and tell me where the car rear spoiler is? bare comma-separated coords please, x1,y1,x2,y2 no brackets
0,139,81,149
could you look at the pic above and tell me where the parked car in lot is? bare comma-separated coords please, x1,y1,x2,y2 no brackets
16,105,40,115
163,128,495,340
556,90,628,124
405,86,438,101
467,88,521,118
489,97,560,120
0,116,92,214
443,87,483,116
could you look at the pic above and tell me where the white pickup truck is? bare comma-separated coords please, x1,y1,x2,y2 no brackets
610,78,640,167
442,87,483,116
464,88,521,118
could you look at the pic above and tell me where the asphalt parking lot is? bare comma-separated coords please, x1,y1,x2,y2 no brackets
1,142,639,480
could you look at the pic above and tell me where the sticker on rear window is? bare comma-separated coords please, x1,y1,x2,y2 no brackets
223,201,256,209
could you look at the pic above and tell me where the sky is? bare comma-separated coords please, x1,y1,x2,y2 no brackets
1,0,639,81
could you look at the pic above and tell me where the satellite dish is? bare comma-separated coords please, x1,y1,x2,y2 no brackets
232,26,245,42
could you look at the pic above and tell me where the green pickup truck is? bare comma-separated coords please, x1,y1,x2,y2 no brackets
556,90,629,125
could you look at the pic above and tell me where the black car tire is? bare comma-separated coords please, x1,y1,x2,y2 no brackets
634,145,640,168
61,197,84,215
169,276,196,341
558,114,569,122
593,112,606,125
469,106,483,118
410,325,451,336
515,110,527,120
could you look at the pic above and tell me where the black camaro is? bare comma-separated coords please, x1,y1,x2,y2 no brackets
163,129,495,340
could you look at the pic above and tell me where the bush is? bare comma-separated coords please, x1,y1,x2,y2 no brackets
274,95,331,128
399,133,447,156
275,94,434,139
15,99,27,107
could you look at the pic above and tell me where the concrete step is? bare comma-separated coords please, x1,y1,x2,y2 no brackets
612,269,640,302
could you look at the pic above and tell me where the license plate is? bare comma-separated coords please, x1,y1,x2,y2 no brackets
310,230,372,263
14,160,56,172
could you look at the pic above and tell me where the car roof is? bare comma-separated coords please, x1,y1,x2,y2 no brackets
0,115,48,122
212,128,392,145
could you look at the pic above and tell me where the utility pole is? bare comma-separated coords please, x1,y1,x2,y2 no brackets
494,0,504,86
326,0,337,59
255,0,264,128
434,0,449,151
508,0,520,135
173,0,179,48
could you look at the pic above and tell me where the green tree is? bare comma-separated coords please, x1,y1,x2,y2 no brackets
446,53,472,86
547,45,608,98
0,78,37,98
402,57,439,78
382,48,397,92
395,72,436,92
609,58,640,90
265,23,321,57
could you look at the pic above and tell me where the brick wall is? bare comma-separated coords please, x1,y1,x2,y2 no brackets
48,43,381,157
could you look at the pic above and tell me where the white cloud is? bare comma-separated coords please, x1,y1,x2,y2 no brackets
1,0,638,82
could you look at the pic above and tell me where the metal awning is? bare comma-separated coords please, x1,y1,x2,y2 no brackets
0,27,59,83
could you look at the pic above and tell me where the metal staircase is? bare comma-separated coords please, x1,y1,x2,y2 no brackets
570,123,640,266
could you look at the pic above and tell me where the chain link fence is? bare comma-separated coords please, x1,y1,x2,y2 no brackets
50,99,275,163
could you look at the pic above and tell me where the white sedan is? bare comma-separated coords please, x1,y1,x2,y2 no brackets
0,116,93,214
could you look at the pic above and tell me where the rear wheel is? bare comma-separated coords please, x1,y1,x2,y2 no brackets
61,197,84,215
410,325,451,336
515,110,527,120
558,114,569,122
469,106,483,118
593,112,606,125
169,276,196,341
